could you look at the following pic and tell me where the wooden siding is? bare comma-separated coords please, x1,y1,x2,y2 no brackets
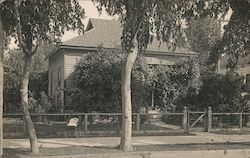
64,50,90,89
64,50,86,80
63,50,93,106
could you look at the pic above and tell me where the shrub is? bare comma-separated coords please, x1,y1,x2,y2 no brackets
28,91,52,113
70,51,154,112
70,50,201,113
151,59,201,111
179,71,246,112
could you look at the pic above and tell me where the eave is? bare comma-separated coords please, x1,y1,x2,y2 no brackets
47,45,198,60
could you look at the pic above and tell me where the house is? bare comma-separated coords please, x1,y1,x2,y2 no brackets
47,18,197,109
219,54,250,85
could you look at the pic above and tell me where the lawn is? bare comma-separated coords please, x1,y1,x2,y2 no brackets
4,121,183,138
213,129,250,135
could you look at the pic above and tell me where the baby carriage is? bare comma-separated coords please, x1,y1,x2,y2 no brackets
64,115,81,137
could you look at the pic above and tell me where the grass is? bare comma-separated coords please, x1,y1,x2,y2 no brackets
4,142,250,158
213,130,250,135
4,121,184,138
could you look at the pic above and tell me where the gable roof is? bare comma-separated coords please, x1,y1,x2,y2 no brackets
50,18,197,58
62,19,122,49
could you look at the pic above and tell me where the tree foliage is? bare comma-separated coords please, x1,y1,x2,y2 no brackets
1,0,85,153
178,71,249,112
1,0,84,46
94,0,249,68
152,60,201,111
28,91,52,113
186,18,221,54
71,51,124,112
208,0,250,69
198,72,244,112
4,45,51,112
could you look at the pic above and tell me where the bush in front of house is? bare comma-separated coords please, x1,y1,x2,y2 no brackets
70,51,152,113
178,70,248,112
4,47,49,113
152,59,201,112
70,50,201,113
28,91,53,122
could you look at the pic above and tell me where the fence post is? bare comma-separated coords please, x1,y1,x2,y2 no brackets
206,106,212,132
64,115,67,122
183,106,189,133
187,107,190,130
203,108,207,131
136,114,140,131
84,114,88,136
239,113,242,128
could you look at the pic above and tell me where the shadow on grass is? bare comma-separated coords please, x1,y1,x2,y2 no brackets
4,142,250,157
134,142,250,151
213,130,250,135
4,148,31,158
4,131,195,139
3,145,122,158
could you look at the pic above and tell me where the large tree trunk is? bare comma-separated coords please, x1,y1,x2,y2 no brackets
120,45,138,151
20,54,39,154
0,13,4,156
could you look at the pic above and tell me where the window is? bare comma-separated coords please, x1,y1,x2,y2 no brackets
50,70,53,95
246,74,250,86
58,67,62,87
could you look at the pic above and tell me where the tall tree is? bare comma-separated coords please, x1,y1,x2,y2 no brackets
186,18,221,54
185,18,221,74
0,11,4,157
208,0,250,70
0,0,84,153
94,0,189,151
0,1,7,156
94,0,250,151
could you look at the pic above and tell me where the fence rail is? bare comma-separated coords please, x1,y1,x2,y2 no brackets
3,107,250,138
4,112,186,116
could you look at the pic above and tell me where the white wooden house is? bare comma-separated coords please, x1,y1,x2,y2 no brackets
47,18,197,108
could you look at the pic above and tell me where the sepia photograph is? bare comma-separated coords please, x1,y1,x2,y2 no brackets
0,0,249,157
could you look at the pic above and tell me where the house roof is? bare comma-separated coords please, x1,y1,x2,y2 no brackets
49,18,197,58
62,19,122,49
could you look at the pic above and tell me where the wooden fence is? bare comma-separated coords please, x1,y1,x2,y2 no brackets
3,107,250,137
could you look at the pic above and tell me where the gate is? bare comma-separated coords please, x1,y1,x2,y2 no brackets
188,109,206,130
